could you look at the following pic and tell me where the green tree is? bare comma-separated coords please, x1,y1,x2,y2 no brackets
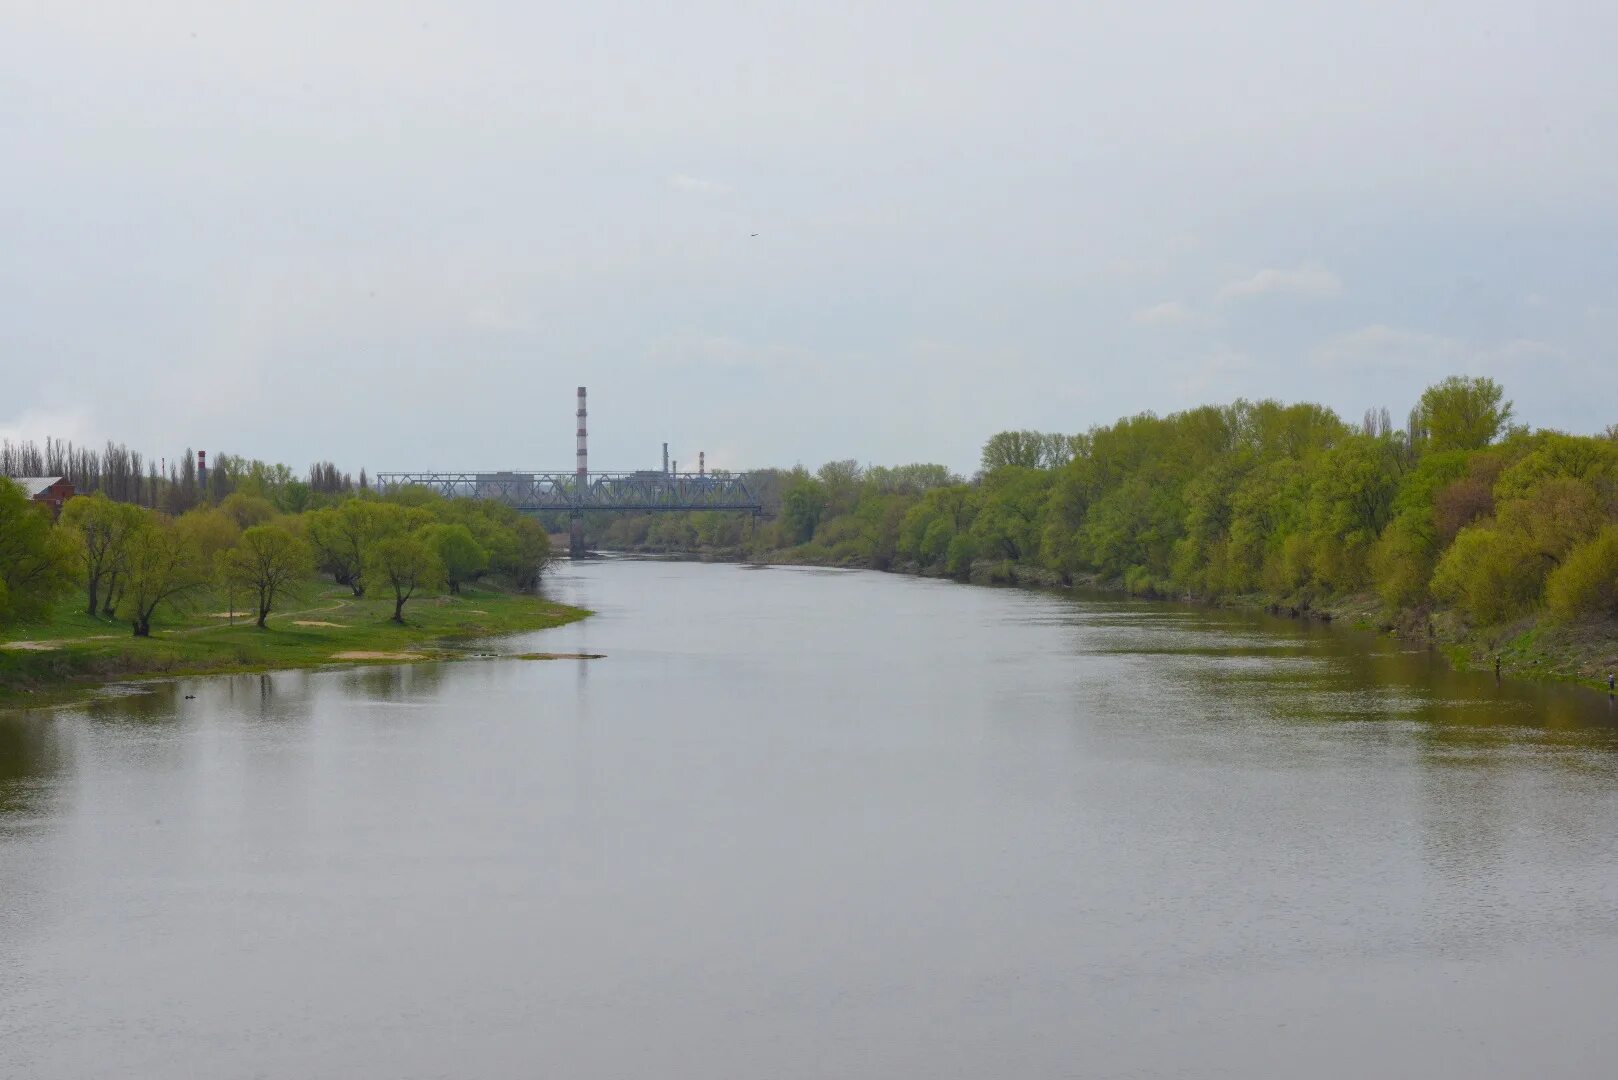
306,500,411,596
1226,459,1307,593
1496,476,1605,570
1544,526,1618,622
1429,525,1542,625
57,492,143,617
175,506,243,565
1169,451,1254,595
781,477,827,544
980,430,1069,472
1299,434,1404,590
420,523,487,593
279,480,312,514
815,460,865,519
862,463,959,496
944,532,979,578
1366,449,1471,607
120,513,205,637
218,524,314,628
502,517,553,591
218,492,277,529
896,485,977,571
0,480,74,627
1417,376,1513,453
367,534,444,622
1492,433,1617,503
1370,517,1434,610
969,466,1051,561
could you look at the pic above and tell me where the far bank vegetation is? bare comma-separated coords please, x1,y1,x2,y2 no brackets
1,453,553,639
573,376,1618,678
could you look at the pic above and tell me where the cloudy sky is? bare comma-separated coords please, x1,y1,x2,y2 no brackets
4,1,1616,475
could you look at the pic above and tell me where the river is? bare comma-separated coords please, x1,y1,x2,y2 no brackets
3,560,1617,1078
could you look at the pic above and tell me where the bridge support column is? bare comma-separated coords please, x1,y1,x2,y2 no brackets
569,512,585,559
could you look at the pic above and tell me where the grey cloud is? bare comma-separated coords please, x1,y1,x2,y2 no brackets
1132,302,1194,326
1218,264,1343,302
668,174,731,195
1311,325,1560,373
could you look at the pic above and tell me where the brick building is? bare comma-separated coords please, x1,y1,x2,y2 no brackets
10,476,76,519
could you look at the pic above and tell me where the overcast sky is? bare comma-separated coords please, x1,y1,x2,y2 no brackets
4,1,1616,476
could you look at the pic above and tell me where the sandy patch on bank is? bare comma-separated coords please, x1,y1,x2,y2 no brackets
1,633,122,650
331,650,429,662
293,620,345,628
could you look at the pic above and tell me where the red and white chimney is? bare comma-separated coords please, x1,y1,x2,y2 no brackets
575,387,588,485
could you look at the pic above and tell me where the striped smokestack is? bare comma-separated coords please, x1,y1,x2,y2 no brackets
699,451,705,477
197,450,207,493
575,387,588,484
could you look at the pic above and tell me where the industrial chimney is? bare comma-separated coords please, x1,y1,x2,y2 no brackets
699,451,706,477
575,387,588,485
571,387,588,559
197,450,207,494
663,442,669,476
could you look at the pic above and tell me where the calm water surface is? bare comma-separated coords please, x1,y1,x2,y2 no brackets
4,560,1618,1078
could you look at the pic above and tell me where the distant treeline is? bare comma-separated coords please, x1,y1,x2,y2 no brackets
582,376,1618,629
0,437,366,514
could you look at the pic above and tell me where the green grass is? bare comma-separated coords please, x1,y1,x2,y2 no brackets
1441,614,1618,691
0,582,591,707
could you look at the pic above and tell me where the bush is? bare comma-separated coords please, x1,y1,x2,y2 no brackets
944,534,977,579
1545,526,1618,622
1371,519,1434,610
1123,565,1163,597
1430,524,1543,625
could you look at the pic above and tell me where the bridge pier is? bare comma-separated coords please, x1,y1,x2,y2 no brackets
569,512,586,559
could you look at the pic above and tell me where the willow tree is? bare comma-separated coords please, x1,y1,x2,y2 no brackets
367,534,444,623
57,493,143,617
218,524,314,628
120,514,205,637
419,523,487,594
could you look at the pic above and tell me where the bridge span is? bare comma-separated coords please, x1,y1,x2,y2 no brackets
374,468,763,558
375,469,762,514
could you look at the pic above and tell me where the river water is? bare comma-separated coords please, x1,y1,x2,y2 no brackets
3,560,1617,1078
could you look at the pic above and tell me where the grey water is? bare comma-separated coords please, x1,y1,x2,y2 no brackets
4,560,1618,1079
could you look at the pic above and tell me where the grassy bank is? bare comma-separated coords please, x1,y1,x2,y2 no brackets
1433,613,1618,692
0,583,590,708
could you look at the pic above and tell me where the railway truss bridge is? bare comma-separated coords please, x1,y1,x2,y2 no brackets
375,470,763,557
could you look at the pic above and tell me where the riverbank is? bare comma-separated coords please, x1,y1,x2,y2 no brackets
0,584,591,708
972,560,1618,693
600,544,1618,693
